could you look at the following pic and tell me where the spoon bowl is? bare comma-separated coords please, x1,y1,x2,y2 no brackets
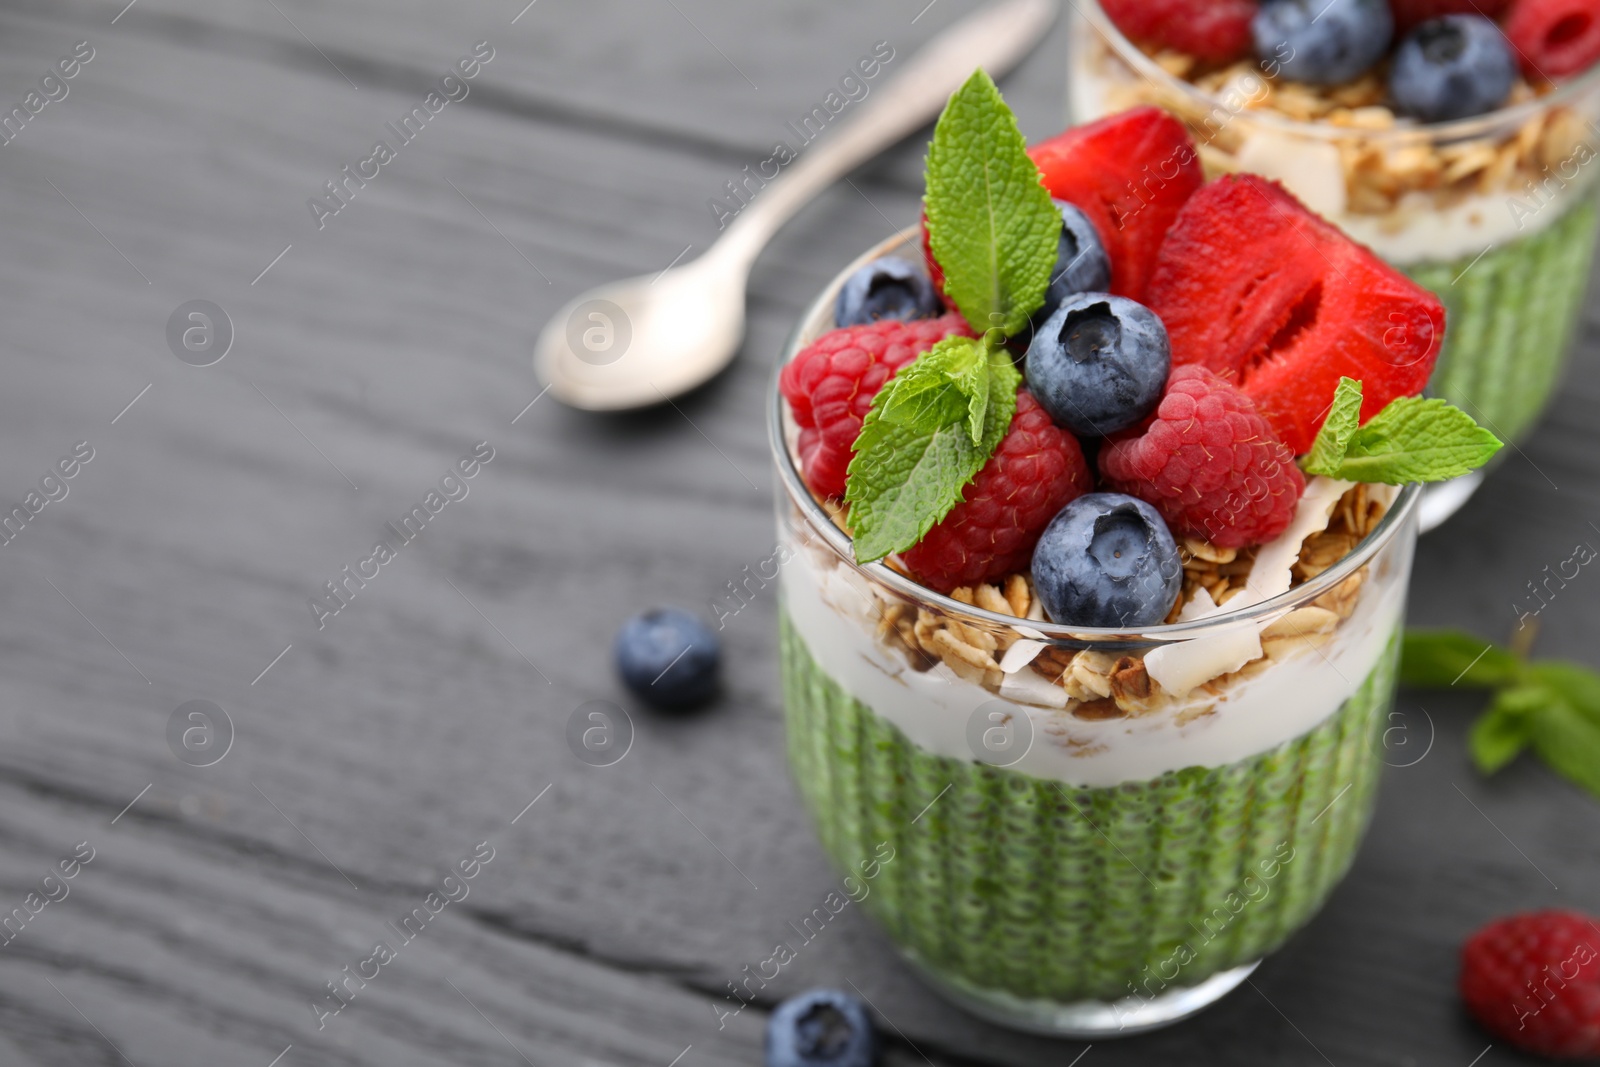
534,0,1058,411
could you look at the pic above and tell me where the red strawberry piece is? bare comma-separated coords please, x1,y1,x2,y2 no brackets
1460,909,1600,1059
1504,0,1600,78
1028,108,1204,302
918,210,951,304
1145,174,1444,455
1101,0,1259,63
1099,366,1305,548
902,390,1091,593
1390,0,1511,34
780,313,973,498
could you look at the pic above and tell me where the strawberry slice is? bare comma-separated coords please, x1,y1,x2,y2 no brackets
1101,0,1259,63
1028,108,1204,302
1145,175,1445,454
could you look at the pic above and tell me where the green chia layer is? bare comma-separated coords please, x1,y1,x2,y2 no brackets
1406,196,1598,445
781,609,1399,1005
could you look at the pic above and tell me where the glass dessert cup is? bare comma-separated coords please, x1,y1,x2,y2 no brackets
772,233,1422,1037
1065,1,1600,529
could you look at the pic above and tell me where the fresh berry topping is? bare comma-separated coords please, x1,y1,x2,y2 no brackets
765,990,879,1067
613,608,721,709
780,313,972,497
1101,0,1260,62
902,390,1091,592
1460,910,1600,1059
918,211,949,301
1145,174,1444,454
1028,108,1203,302
834,257,942,327
1390,16,1517,120
1044,200,1113,306
1253,0,1395,83
1025,293,1170,437
1504,0,1600,78
1030,493,1182,627
1100,366,1306,548
1389,0,1511,35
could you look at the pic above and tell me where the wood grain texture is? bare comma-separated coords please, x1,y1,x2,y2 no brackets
0,1,1593,1064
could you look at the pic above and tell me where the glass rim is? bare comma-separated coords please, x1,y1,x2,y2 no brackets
1072,0,1600,145
768,228,1421,643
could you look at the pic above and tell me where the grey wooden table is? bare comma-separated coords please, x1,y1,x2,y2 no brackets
0,1,1594,1064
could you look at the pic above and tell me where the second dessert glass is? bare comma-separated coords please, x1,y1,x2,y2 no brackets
1066,1,1600,524
774,232,1421,1036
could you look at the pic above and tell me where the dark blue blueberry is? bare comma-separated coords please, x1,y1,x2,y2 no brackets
1389,16,1515,122
765,989,878,1067
1025,293,1170,437
1253,0,1393,84
833,257,941,327
1031,494,1182,628
1044,200,1112,306
613,607,720,710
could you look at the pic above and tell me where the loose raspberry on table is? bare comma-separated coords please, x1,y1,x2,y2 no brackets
1099,365,1305,549
1460,909,1600,1060
902,390,1091,593
780,313,972,498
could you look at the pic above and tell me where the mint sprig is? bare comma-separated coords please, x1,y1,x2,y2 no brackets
847,338,1019,563
842,69,1057,564
924,69,1060,341
1402,628,1600,800
1302,377,1502,483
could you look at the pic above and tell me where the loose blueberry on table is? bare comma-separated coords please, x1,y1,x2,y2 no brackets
612,607,721,710
764,989,879,1067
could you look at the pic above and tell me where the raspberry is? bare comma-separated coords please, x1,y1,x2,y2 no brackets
780,313,972,497
1390,0,1510,34
902,390,1091,592
1504,0,1600,78
1460,910,1600,1059
1101,0,1259,62
1099,366,1305,549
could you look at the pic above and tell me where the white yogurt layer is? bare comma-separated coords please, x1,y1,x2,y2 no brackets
1068,62,1592,265
780,512,1404,789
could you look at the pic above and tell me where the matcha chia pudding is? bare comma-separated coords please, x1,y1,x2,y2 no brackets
771,75,1502,1035
1067,0,1600,510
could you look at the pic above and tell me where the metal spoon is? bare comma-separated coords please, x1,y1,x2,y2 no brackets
535,0,1058,411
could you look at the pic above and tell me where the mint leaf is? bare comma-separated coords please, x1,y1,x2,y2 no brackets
924,69,1059,339
1470,687,1538,774
1400,629,1522,689
1527,661,1600,725
879,336,986,438
846,357,1019,564
1302,377,1363,477
1325,396,1502,484
1528,695,1600,799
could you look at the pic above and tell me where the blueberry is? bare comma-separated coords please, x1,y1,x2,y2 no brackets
765,989,878,1067
834,257,941,327
613,607,720,710
1031,494,1182,628
1024,293,1170,437
1253,0,1393,84
1044,200,1112,306
1389,16,1515,122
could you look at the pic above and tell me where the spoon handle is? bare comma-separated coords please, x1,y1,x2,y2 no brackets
716,0,1059,266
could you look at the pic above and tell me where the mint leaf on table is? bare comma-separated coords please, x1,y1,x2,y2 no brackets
1400,628,1522,688
924,68,1059,340
1302,376,1364,477
846,353,1020,563
842,68,1053,562
1299,381,1501,484
1402,627,1600,801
